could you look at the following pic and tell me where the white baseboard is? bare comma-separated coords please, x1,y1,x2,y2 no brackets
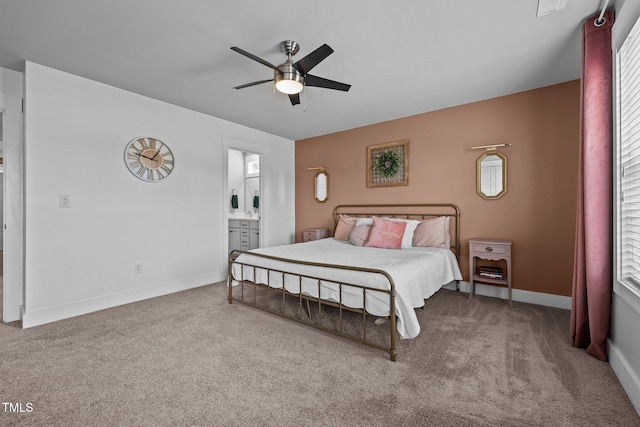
443,280,572,310
609,339,640,416
21,272,227,328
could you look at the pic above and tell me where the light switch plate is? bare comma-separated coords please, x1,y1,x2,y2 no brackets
59,195,71,208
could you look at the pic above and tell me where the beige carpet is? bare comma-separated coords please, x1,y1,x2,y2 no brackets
1,281,638,426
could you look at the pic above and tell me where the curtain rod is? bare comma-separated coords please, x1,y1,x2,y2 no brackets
595,0,609,27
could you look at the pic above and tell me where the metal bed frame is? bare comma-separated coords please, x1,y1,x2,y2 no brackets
227,203,460,361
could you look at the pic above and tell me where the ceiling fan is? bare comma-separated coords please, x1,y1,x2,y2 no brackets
230,40,351,106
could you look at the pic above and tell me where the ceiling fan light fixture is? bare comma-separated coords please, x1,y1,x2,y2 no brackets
275,78,303,95
274,64,304,94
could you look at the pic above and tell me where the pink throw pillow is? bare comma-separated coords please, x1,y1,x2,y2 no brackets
333,214,356,240
412,216,449,248
349,224,371,246
364,217,407,249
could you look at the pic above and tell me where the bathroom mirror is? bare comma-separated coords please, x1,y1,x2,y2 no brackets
477,151,507,200
314,171,329,203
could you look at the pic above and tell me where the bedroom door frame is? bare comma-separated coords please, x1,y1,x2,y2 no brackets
222,137,267,273
1,93,25,323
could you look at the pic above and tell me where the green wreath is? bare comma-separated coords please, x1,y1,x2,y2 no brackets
375,150,400,177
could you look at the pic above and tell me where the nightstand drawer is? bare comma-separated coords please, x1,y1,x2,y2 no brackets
470,242,507,255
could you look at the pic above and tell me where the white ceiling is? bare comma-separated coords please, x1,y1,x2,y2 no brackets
0,0,608,141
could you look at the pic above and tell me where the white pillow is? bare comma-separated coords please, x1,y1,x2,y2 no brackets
355,217,374,227
383,217,420,248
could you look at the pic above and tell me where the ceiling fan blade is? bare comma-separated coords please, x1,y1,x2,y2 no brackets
289,93,301,105
305,74,351,92
233,79,273,90
230,47,278,70
293,44,334,75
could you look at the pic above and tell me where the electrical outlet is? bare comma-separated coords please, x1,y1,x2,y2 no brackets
134,261,143,274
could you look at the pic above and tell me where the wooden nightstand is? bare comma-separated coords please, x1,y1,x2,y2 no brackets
303,228,329,242
469,238,512,306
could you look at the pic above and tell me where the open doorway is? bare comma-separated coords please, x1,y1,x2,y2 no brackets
0,111,4,290
227,149,261,252
1,92,25,324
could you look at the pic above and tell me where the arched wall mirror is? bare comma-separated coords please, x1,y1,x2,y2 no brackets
477,151,507,200
314,170,329,203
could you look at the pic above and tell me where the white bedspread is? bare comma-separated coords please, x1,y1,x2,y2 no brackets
230,239,462,339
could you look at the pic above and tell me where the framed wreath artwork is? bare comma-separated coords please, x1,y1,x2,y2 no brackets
366,140,409,187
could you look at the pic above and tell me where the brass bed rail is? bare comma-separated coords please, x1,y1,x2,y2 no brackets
228,250,399,361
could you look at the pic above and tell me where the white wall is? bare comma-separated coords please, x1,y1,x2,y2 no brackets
21,62,294,327
0,67,23,98
612,0,640,415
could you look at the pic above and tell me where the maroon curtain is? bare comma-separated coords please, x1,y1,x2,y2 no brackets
570,11,614,362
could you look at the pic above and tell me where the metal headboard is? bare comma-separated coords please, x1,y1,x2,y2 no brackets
333,203,461,260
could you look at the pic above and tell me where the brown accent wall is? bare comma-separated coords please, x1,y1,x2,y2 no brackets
295,81,580,297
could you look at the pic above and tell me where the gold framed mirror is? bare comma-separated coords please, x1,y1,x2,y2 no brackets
314,170,329,203
476,151,507,200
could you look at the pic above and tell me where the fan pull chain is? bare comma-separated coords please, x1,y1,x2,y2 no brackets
302,86,308,112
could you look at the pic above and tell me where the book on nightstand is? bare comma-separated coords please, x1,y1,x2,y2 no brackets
479,266,503,280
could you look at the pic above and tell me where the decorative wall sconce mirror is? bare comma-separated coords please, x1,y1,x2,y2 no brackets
476,151,507,200
314,170,329,203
